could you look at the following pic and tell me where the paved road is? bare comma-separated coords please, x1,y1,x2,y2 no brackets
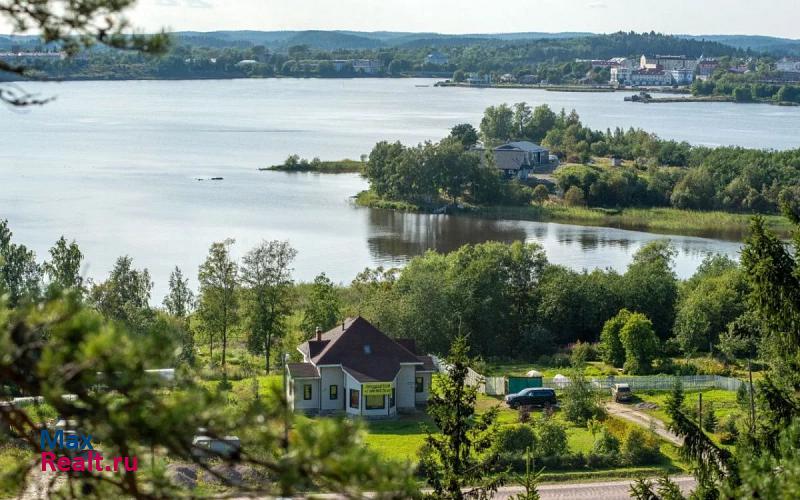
605,401,683,446
493,476,696,499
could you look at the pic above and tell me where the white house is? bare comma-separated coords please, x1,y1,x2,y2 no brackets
425,52,449,66
286,317,435,418
777,58,800,74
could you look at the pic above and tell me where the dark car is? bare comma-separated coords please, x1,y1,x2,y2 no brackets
505,388,557,409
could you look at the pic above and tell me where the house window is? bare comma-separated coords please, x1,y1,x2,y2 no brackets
415,376,424,393
349,389,359,409
329,385,338,400
303,384,312,400
365,395,385,410
389,388,395,408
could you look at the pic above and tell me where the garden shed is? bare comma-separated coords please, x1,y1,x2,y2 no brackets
507,369,543,394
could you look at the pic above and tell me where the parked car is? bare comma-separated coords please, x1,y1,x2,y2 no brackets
191,434,241,460
505,388,557,409
611,383,632,402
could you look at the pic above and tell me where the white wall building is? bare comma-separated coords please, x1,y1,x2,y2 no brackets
287,317,435,418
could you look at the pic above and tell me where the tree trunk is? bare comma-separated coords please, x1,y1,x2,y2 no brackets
222,322,227,375
266,332,273,373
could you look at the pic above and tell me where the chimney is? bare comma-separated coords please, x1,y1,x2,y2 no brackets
315,326,322,342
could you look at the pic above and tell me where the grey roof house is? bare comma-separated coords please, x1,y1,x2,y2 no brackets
474,141,551,180
287,317,436,418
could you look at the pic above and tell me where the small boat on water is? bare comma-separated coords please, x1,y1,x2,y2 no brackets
624,91,653,102
196,176,224,181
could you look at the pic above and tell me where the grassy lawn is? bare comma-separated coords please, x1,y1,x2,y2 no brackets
0,444,32,498
636,389,739,424
484,361,618,378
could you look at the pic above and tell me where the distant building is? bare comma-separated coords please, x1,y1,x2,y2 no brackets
474,141,552,180
609,57,636,70
499,73,516,83
235,59,259,67
640,55,698,72
610,67,631,85
696,58,720,80
519,74,539,84
331,59,351,72
352,59,383,74
669,68,695,85
628,68,673,87
777,58,800,74
466,73,491,85
425,52,449,66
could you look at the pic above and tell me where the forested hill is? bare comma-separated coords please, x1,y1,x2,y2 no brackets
0,30,779,56
1,32,756,82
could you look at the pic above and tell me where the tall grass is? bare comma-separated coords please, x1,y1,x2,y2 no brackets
473,205,793,240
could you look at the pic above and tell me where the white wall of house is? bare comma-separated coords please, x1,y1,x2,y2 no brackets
344,371,362,417
320,366,344,412
396,365,417,409
292,378,321,411
415,372,432,403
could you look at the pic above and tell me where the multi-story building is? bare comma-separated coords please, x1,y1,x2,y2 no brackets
628,68,674,87
640,55,698,73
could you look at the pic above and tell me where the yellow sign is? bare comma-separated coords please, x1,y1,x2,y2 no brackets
362,383,392,396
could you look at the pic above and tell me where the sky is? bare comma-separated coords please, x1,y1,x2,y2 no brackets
129,0,797,38
1,0,798,38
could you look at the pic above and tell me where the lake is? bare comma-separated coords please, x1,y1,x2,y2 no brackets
1,78,796,300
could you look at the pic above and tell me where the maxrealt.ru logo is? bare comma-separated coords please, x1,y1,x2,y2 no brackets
40,430,138,473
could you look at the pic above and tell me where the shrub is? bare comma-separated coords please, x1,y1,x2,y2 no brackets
561,370,603,425
570,341,596,366
493,424,536,455
719,414,740,445
592,427,621,455
703,402,718,432
533,417,568,457
586,452,619,468
621,427,661,466
564,186,586,207
518,407,531,424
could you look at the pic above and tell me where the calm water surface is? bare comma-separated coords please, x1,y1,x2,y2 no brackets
2,79,795,299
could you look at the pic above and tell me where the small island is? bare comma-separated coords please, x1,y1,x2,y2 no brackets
260,155,365,174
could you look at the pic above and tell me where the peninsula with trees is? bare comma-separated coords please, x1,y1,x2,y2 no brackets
357,102,800,238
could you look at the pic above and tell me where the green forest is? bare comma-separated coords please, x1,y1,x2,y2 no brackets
7,32,748,81
361,102,800,217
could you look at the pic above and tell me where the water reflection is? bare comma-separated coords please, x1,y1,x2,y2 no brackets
364,208,743,278
366,209,529,259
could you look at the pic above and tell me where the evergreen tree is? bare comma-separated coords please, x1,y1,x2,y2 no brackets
418,336,505,499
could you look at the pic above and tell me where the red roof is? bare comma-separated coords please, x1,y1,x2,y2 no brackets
298,317,422,382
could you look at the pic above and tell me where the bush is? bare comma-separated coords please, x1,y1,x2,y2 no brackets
703,402,718,432
586,452,619,469
564,186,586,207
561,370,603,425
719,414,740,445
570,341,596,365
533,417,568,457
621,427,661,466
493,424,536,455
593,427,621,455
